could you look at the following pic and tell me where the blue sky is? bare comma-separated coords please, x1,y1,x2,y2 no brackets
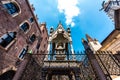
29,0,114,51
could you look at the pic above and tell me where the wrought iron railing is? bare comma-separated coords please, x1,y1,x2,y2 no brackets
12,51,120,80
95,51,120,75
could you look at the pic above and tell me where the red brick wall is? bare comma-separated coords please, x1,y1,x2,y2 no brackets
39,23,48,54
0,0,48,75
33,23,48,65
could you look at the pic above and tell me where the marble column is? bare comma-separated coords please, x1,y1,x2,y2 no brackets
68,74,74,80
47,74,52,80
74,69,81,80
44,42,50,60
75,73,81,80
70,43,75,60
41,70,47,80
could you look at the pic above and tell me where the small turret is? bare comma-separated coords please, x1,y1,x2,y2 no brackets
50,27,54,33
86,34,94,42
67,27,71,33
85,34,102,52
82,38,90,51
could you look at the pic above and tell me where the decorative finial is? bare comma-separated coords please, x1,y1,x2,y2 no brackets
59,20,62,24
86,34,94,42
82,38,87,43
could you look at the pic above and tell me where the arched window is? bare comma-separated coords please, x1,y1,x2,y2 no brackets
0,32,17,50
2,1,21,17
29,17,34,23
20,22,30,33
43,29,45,33
0,70,16,80
18,46,28,59
29,34,36,43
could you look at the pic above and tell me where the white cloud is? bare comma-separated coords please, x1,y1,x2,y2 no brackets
71,22,75,27
57,0,80,27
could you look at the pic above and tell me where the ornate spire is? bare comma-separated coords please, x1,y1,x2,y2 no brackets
81,38,90,50
82,38,87,43
86,34,94,42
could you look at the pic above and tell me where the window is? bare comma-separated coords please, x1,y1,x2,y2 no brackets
29,34,36,42
43,29,44,33
20,22,30,32
19,47,28,59
36,43,40,49
93,41,97,45
45,37,47,41
0,32,16,49
29,17,34,23
44,44,46,48
2,1,20,17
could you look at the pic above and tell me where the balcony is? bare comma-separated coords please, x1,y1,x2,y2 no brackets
43,53,86,68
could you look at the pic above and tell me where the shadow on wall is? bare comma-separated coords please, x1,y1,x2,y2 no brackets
0,70,16,80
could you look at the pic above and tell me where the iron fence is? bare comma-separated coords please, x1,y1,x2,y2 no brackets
12,51,120,80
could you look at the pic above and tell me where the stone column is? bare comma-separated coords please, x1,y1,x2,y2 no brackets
115,9,120,30
75,73,81,80
47,74,52,80
12,54,31,80
41,69,47,80
44,42,50,60
86,50,108,80
68,74,74,80
74,69,81,80
70,42,75,60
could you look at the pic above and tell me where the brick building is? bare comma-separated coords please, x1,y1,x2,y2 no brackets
99,0,120,53
99,9,120,54
82,0,120,56
0,0,48,80
82,1,120,79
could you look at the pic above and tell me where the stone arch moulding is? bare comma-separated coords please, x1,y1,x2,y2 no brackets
2,0,21,17
19,20,31,34
0,66,17,75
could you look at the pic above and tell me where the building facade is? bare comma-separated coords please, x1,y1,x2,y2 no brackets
99,0,120,53
0,0,119,80
42,22,80,80
82,1,120,80
0,0,48,80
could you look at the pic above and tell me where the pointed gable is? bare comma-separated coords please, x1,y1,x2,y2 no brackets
86,34,94,42
82,38,90,50
49,22,72,42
